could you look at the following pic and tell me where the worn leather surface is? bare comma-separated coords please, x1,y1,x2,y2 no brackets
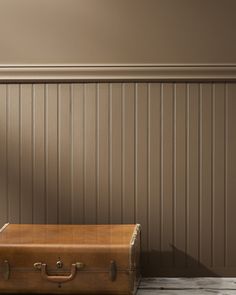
0,224,140,294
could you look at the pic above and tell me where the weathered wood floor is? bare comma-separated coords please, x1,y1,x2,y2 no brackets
137,278,236,294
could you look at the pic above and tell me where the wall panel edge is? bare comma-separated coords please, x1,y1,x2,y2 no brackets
1,65,236,82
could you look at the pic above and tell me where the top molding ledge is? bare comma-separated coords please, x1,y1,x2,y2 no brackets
0,64,236,82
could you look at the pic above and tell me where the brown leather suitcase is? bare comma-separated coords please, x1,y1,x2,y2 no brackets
0,223,141,294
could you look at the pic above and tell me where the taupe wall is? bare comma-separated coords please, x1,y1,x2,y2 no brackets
0,0,236,64
0,82,236,276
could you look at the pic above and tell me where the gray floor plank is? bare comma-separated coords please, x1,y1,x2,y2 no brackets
140,277,236,290
138,290,236,295
138,278,236,294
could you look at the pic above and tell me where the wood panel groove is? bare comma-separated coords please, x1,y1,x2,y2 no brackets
97,83,109,224
0,81,235,276
83,83,87,224
123,83,135,224
224,83,228,267
45,84,48,223
44,84,47,223
82,84,85,224
5,84,9,223
134,83,138,224
173,83,177,267
70,84,73,224
198,83,202,265
0,85,7,225
175,83,187,268
56,84,59,224
160,82,164,267
108,84,112,224
186,83,190,267
46,84,58,224
147,83,150,254
84,83,97,224
136,83,148,264
96,83,99,225
202,84,213,267
212,84,215,268
71,84,74,223
8,84,20,223
69,83,72,224
226,84,236,268
162,83,174,267
213,83,225,268
121,83,124,224
32,84,35,223
149,82,161,271
20,84,33,223
19,84,21,223
58,84,61,224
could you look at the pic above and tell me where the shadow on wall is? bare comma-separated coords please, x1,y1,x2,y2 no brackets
141,245,220,277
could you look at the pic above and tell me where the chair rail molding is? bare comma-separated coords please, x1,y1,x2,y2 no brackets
0,64,236,82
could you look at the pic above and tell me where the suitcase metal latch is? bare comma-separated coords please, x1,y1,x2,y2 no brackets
56,260,63,269
34,262,42,270
1,260,10,281
109,260,117,281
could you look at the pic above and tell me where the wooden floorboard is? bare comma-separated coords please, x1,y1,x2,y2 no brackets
137,278,236,295
138,291,236,295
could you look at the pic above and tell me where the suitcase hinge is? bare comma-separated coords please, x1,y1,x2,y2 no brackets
109,260,117,281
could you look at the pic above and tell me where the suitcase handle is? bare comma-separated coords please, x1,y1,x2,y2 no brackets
34,262,84,283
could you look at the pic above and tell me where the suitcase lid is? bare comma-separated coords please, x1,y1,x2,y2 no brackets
0,224,136,246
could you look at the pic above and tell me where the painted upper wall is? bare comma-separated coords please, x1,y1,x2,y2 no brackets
0,0,235,65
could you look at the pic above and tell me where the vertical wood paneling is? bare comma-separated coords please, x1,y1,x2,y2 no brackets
0,85,7,225
8,85,20,223
149,83,161,270
0,81,236,276
58,84,71,224
200,84,213,267
97,84,109,224
175,84,187,267
71,84,84,224
136,83,148,257
162,83,174,267
33,84,45,223
84,84,97,224
123,83,135,224
188,84,200,267
110,83,122,224
46,84,58,224
20,85,33,223
225,84,228,268
227,83,236,267
213,83,225,267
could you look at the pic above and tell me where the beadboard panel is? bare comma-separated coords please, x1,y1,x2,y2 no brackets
0,82,235,277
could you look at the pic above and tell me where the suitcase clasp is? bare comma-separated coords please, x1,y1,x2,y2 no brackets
2,260,10,281
34,262,42,270
75,262,85,269
56,260,63,269
109,260,117,281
